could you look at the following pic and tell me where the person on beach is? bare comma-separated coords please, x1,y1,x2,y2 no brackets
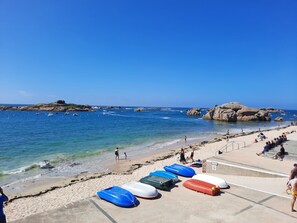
115,147,119,161
256,142,270,156
273,144,286,160
184,136,187,143
189,149,194,162
179,148,186,163
124,152,127,160
0,187,8,223
190,149,194,161
287,176,297,212
289,163,297,180
257,132,266,141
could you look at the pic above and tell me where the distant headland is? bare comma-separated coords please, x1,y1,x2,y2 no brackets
0,100,95,112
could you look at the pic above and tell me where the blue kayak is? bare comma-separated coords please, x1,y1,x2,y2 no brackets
97,186,139,208
149,170,179,183
164,164,195,177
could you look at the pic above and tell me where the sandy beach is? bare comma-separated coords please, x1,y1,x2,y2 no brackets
4,124,297,222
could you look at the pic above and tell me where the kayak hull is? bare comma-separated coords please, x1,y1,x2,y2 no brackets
121,181,159,198
97,186,139,208
192,174,229,189
164,164,195,177
149,170,179,183
140,175,173,191
183,179,220,196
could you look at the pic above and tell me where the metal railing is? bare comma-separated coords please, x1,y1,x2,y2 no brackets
216,141,246,155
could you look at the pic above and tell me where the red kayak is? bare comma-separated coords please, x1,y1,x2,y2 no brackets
183,179,220,196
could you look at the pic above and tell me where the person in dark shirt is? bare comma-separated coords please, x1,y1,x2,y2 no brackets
179,148,186,163
0,187,8,223
274,144,286,160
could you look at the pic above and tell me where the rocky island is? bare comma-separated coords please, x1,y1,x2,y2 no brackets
187,108,201,116
0,100,95,112
203,102,271,122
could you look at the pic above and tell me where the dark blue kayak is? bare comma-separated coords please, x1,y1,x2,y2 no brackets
164,164,195,177
97,186,139,208
149,170,179,183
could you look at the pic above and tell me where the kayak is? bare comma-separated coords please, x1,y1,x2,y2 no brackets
192,174,229,189
183,179,220,196
97,186,139,208
121,181,159,198
140,175,173,191
164,164,195,177
149,170,179,183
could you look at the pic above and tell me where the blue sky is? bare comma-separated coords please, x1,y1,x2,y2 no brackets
0,0,296,109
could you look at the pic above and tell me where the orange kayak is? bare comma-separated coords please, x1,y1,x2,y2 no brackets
183,179,220,196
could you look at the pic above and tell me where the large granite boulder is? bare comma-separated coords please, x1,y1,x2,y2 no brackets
237,108,270,121
274,117,283,122
212,107,237,122
219,102,246,112
187,108,201,116
203,102,271,122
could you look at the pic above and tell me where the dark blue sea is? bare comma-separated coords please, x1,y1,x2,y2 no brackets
1,106,296,187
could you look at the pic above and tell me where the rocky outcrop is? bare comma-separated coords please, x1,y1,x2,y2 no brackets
187,108,201,116
134,107,145,112
203,102,271,122
0,100,95,112
237,107,270,121
260,107,285,113
274,117,283,122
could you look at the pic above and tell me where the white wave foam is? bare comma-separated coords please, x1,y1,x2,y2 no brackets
162,117,170,120
102,111,116,115
149,139,181,150
3,163,39,175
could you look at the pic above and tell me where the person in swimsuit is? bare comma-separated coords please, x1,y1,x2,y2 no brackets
115,147,119,161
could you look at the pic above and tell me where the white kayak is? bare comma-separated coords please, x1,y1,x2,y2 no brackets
192,174,229,189
121,181,159,198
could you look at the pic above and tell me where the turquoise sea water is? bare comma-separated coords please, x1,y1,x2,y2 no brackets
0,106,296,186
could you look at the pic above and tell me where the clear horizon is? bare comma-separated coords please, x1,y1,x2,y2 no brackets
1,0,296,109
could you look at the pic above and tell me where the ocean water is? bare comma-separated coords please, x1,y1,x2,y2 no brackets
0,106,296,186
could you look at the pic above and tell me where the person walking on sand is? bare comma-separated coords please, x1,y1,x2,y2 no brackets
124,152,127,160
0,187,8,223
115,147,119,161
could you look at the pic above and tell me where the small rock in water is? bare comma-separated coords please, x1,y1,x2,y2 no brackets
70,162,81,167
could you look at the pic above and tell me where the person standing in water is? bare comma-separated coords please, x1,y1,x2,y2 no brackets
184,136,187,143
115,147,119,161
